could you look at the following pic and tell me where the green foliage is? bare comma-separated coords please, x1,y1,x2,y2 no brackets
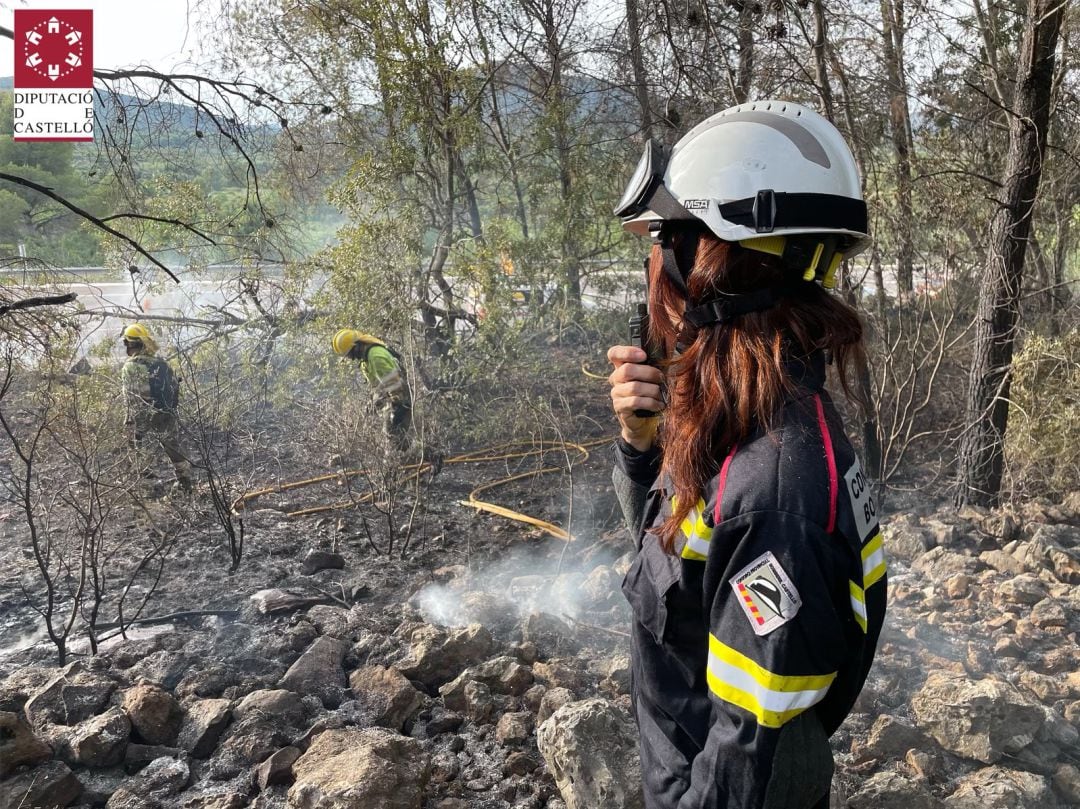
0,91,105,263
0,88,343,268
228,0,644,366
1006,330,1080,499
320,158,426,332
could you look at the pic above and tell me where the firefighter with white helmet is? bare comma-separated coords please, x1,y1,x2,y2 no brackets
614,100,871,292
121,323,193,493
608,101,885,809
332,329,412,447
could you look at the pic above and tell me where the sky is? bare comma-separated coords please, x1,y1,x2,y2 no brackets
1,0,217,76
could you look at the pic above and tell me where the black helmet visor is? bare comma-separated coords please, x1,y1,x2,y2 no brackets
614,139,700,226
613,139,666,218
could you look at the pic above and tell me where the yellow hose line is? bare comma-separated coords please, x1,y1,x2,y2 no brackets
461,466,571,541
448,441,573,464
235,471,365,505
458,499,570,541
237,443,574,509
575,437,612,450
463,441,591,500
454,441,598,541
287,499,368,518
448,441,531,461
467,465,567,499
449,450,546,464
234,437,614,538
232,460,427,511
285,463,432,518
581,361,608,380
235,441,605,510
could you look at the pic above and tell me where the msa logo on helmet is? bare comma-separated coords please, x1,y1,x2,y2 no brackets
683,199,709,212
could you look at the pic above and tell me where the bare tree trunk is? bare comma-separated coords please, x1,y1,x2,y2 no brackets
955,0,1066,508
471,6,531,240
811,0,835,121
425,229,454,357
525,0,582,305
880,0,915,298
1050,206,1071,333
557,121,582,306
423,86,459,355
487,80,531,238
734,1,755,104
972,0,1009,107
810,3,882,478
457,156,484,244
625,0,653,139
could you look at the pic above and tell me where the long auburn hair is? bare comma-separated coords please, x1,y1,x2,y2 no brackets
650,228,866,553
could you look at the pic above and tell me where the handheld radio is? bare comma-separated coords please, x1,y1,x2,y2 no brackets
628,303,660,418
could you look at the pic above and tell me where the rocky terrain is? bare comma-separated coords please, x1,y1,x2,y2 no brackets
1,471,1080,808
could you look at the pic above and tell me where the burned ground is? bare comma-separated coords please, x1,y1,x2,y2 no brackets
1,346,1079,809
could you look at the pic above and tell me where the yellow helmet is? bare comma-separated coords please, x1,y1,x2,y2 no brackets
331,329,385,356
122,323,152,342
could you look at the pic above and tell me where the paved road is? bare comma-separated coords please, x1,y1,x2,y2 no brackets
12,273,250,359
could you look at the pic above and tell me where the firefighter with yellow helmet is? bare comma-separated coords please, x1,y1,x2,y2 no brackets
120,323,193,493
332,330,412,447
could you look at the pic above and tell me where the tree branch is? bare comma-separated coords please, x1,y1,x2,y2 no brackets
0,293,78,318
98,213,218,246
0,173,180,283
418,299,480,327
75,309,243,327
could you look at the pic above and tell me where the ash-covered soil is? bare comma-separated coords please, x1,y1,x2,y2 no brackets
2,402,1080,807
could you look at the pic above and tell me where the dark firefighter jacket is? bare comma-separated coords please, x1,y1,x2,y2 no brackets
613,351,887,809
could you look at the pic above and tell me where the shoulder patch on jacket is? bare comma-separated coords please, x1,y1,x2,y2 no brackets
843,459,877,541
730,551,802,636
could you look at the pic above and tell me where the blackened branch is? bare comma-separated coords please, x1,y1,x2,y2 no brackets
0,293,79,317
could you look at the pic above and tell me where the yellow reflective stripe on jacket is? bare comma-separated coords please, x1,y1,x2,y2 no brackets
706,635,837,729
675,496,710,561
849,580,868,633
862,532,886,589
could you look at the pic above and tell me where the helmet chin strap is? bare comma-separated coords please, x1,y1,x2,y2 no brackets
650,222,695,297
650,223,813,337
683,283,811,328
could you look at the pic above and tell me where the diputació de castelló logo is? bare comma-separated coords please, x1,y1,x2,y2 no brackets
13,9,94,142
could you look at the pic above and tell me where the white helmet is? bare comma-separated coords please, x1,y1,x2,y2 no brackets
615,101,870,289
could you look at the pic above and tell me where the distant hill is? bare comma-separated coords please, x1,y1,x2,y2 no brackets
2,77,277,148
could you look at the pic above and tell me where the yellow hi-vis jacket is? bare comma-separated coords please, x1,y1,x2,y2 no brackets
360,344,408,402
